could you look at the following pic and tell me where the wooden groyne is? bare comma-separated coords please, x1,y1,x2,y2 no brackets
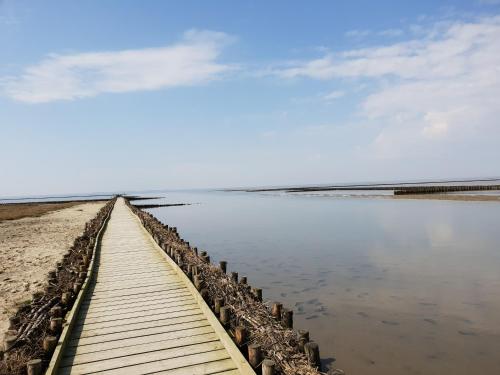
1,197,341,375
393,184,500,195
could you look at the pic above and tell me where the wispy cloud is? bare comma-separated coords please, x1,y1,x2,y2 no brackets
2,29,235,103
322,90,345,101
274,15,500,157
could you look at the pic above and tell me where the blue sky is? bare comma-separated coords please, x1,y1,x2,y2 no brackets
1,0,500,196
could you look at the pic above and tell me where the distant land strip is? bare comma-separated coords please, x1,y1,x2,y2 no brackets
132,203,192,209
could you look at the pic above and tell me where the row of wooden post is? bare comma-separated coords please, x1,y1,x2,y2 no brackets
134,203,324,373
1,206,109,375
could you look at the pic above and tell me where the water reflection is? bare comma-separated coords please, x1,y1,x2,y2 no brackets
134,190,500,375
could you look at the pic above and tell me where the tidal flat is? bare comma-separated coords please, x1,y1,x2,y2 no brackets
136,190,500,375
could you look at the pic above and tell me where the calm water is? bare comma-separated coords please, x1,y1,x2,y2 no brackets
135,190,500,375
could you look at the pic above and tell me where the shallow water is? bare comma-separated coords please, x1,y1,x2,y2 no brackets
135,190,500,374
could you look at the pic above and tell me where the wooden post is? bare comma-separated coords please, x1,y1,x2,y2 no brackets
298,329,310,352
248,344,262,369
214,297,224,315
4,335,17,350
50,317,63,333
262,359,275,375
230,272,238,283
254,288,263,302
283,308,293,328
73,282,82,294
271,302,282,319
61,292,71,305
240,276,247,285
43,336,57,353
219,306,231,327
50,306,63,318
194,275,203,291
234,325,247,347
27,359,43,375
305,341,321,370
8,316,19,330
200,288,210,302
219,261,227,274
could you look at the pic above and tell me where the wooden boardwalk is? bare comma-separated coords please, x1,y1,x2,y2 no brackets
50,198,254,375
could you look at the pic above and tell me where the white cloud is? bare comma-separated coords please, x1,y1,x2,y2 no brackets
2,29,234,103
323,90,345,101
275,15,500,157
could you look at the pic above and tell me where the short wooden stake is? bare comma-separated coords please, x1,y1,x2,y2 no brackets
50,306,63,318
234,325,247,347
50,317,63,333
305,341,321,370
200,288,210,302
73,282,82,294
254,288,263,302
61,292,71,305
298,329,309,352
43,335,57,353
219,261,227,274
8,316,19,330
283,308,293,328
27,359,43,375
240,276,247,285
230,272,238,283
4,335,17,350
248,344,262,369
194,275,203,291
271,302,282,319
262,359,275,375
214,297,224,315
219,306,231,327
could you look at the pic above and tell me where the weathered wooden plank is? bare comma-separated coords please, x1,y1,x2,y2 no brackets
63,326,215,356
81,290,192,308
83,298,195,319
82,294,193,314
154,360,238,375
75,306,202,330
73,312,205,337
61,349,231,375
59,341,226,374
68,319,209,347
61,332,219,366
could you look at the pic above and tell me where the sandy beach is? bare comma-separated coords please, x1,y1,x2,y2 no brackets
0,202,104,338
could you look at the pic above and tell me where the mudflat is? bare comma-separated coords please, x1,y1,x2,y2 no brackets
0,202,105,339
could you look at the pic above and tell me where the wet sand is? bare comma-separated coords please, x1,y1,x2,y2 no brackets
0,202,104,339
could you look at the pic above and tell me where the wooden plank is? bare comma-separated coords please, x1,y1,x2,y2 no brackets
73,312,205,337
74,306,202,331
82,298,196,319
61,332,219,366
80,290,192,308
63,326,215,356
68,319,210,347
153,360,238,375
61,349,231,375
81,294,193,314
59,341,226,374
